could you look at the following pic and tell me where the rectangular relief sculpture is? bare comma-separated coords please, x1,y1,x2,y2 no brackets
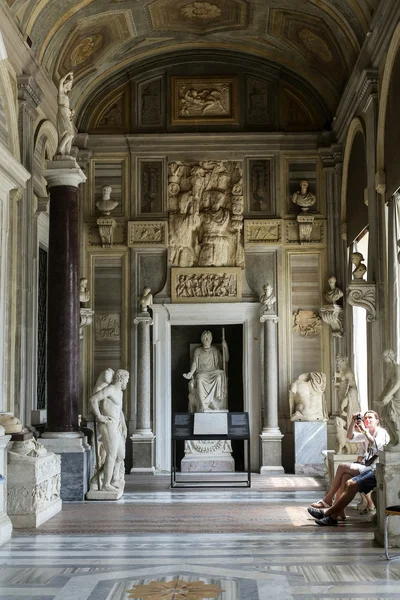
128,221,167,246
244,219,282,246
171,267,242,303
138,159,164,216
171,76,239,125
247,158,275,215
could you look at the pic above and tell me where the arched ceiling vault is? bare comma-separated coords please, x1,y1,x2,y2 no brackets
5,0,379,120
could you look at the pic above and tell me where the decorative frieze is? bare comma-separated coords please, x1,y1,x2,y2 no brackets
171,267,242,303
128,220,167,246
347,281,376,322
244,219,282,245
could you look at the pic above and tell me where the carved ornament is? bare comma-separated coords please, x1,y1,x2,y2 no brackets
128,221,167,246
244,219,282,245
171,267,242,303
320,304,343,338
95,313,121,340
80,307,94,339
284,219,325,245
171,77,238,124
97,217,116,248
346,281,376,322
297,214,314,243
293,309,322,337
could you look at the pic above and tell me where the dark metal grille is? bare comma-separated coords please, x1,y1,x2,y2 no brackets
37,247,47,409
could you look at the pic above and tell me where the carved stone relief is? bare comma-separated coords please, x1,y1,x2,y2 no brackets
284,219,325,245
246,77,270,125
88,223,126,246
95,313,121,340
139,160,163,214
248,159,272,213
171,77,238,124
138,78,163,128
293,309,322,337
128,221,167,246
171,267,242,303
168,160,244,267
244,219,282,246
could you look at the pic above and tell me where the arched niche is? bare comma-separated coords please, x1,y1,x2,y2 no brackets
377,22,400,198
77,50,330,134
341,118,368,244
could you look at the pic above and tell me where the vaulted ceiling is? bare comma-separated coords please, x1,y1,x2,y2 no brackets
6,0,379,115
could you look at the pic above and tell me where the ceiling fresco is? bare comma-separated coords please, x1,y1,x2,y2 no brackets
5,0,380,116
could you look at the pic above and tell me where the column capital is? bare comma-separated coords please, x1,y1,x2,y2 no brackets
17,75,42,109
43,157,86,188
260,313,279,323
134,313,154,325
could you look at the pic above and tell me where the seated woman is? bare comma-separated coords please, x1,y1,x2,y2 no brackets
311,410,389,519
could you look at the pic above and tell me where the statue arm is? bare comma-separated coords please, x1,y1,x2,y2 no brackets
183,352,198,379
89,389,110,423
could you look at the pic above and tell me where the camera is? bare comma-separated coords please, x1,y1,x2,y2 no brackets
355,413,363,423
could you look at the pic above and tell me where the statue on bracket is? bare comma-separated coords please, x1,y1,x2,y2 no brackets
289,372,328,421
291,179,316,212
334,354,360,428
351,252,367,280
87,368,129,499
183,330,229,413
374,349,400,451
79,277,90,306
55,72,76,157
324,276,343,304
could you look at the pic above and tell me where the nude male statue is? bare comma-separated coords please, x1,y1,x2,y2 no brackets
89,368,129,492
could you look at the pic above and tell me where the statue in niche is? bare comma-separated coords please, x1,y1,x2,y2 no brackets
96,185,119,216
138,286,153,313
89,368,129,494
289,372,328,421
324,276,343,304
334,354,360,428
351,252,367,280
374,349,400,450
55,72,75,157
260,283,276,313
183,330,229,412
79,277,90,306
169,193,200,266
291,179,316,212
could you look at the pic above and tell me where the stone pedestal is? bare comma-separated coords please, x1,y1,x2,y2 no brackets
7,442,62,528
181,455,235,473
86,484,124,501
375,452,400,547
294,421,327,476
130,433,155,474
0,427,12,546
260,313,284,474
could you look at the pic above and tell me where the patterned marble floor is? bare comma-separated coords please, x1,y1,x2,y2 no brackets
0,476,399,599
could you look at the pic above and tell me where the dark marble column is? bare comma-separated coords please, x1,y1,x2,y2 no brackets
46,184,80,432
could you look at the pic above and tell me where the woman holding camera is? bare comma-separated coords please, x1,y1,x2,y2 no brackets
309,411,389,519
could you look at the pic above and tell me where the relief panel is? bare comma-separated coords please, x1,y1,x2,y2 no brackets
137,159,165,216
128,221,168,246
137,76,164,129
171,267,242,303
247,158,275,215
244,219,282,246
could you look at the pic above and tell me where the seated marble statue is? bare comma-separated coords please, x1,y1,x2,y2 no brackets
183,330,229,412
289,372,328,421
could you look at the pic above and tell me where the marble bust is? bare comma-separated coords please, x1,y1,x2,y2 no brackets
291,179,316,212
183,330,229,412
260,283,276,312
79,277,90,306
289,372,328,421
324,276,343,304
0,413,23,433
351,252,367,280
95,185,119,216
138,286,153,313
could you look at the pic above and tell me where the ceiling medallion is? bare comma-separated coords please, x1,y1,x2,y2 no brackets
181,2,222,20
127,578,224,599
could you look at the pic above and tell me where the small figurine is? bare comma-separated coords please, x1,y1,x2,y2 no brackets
138,286,153,313
80,277,90,306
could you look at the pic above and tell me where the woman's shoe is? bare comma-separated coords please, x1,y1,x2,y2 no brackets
311,499,331,509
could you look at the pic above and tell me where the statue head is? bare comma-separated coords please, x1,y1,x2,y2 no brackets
80,277,88,290
102,185,112,200
113,369,130,390
335,354,348,370
328,276,337,289
142,286,151,296
299,179,309,194
383,349,396,363
201,330,213,348
351,251,364,266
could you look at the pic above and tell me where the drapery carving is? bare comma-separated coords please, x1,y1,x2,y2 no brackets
168,160,244,268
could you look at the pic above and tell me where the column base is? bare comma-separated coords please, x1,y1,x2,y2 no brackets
260,431,284,474
39,435,90,501
130,433,155,474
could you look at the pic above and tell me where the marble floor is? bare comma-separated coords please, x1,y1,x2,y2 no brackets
0,475,399,599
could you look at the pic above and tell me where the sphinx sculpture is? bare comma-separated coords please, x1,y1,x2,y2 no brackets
289,372,328,421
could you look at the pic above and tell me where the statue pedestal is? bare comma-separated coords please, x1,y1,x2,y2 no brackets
130,433,156,474
375,452,400,547
294,422,327,476
7,449,62,528
181,454,234,473
0,429,12,546
86,484,124,501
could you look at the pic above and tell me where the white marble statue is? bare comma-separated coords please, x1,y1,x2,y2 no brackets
183,330,229,412
138,286,153,313
169,193,201,267
334,354,360,428
79,277,90,306
333,416,362,454
289,372,328,421
8,439,48,458
0,414,23,433
324,276,343,304
88,368,129,496
55,72,75,157
291,179,316,212
260,283,276,313
95,185,119,215
351,251,367,280
375,349,400,450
